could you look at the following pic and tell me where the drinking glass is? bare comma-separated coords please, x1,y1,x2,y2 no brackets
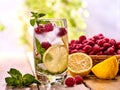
33,19,68,85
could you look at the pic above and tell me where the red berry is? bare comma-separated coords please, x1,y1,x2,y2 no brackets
74,75,83,84
41,42,51,50
109,39,116,45
35,25,45,34
117,50,120,54
98,33,104,39
83,45,92,53
106,47,115,55
70,49,78,54
97,39,105,46
79,35,86,43
87,40,94,46
103,38,109,43
44,23,53,32
93,35,99,40
93,44,100,53
103,43,111,50
75,44,83,50
96,51,103,55
65,77,75,87
57,27,67,37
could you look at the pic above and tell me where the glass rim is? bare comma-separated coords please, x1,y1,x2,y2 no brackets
38,18,67,21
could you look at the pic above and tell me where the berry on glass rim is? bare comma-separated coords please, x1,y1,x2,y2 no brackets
64,77,75,87
44,23,53,32
57,27,67,37
41,42,51,50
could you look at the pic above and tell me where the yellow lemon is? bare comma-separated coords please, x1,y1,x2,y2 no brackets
68,53,93,77
91,56,119,79
43,45,68,74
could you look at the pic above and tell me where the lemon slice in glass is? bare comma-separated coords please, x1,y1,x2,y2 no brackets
43,45,68,74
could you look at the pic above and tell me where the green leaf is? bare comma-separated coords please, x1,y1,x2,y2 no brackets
35,38,46,54
30,19,35,26
38,13,45,17
8,68,22,79
5,77,21,87
22,74,40,86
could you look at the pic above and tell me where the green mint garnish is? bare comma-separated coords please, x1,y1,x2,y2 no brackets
5,68,40,87
30,12,48,26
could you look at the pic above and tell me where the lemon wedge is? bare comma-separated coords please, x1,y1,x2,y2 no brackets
91,56,119,79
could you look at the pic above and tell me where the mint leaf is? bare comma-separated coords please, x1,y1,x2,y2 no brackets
8,68,22,79
23,74,40,86
5,77,22,87
30,12,46,26
30,19,35,26
5,68,40,87
38,13,45,17
35,38,46,54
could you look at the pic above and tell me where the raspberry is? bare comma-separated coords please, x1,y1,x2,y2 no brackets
96,51,103,55
65,77,75,87
106,47,115,55
93,44,100,53
35,25,45,34
103,38,109,43
57,27,67,37
75,44,83,50
87,40,94,46
74,75,83,84
44,23,53,32
117,50,120,54
93,35,99,40
83,45,92,53
79,35,86,43
41,42,51,50
70,49,78,54
109,39,116,45
103,43,111,50
89,51,95,55
97,39,105,46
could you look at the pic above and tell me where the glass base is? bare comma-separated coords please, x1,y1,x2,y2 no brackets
36,71,67,85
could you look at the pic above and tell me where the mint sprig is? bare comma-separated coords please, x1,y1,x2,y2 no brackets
30,12,47,26
5,68,40,87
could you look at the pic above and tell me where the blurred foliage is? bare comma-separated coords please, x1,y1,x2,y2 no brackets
0,23,5,31
25,0,88,40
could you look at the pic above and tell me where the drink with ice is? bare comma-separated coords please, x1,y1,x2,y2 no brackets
33,19,68,85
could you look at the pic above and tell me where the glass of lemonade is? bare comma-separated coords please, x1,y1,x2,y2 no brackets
33,19,68,85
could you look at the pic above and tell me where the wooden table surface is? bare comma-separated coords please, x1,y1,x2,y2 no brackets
0,52,120,90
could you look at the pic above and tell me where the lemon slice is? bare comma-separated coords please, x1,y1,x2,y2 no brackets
68,53,93,77
43,45,68,74
91,56,119,79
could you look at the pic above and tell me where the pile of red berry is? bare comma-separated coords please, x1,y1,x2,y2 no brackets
69,33,120,55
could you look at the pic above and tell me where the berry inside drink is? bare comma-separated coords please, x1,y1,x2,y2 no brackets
33,19,68,85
